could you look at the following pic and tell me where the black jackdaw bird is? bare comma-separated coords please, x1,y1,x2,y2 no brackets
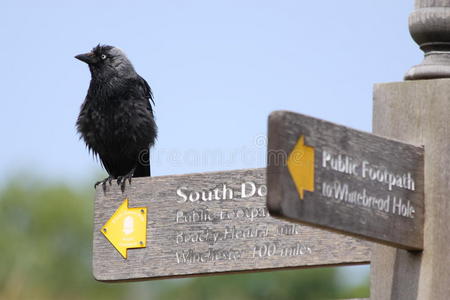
75,45,157,191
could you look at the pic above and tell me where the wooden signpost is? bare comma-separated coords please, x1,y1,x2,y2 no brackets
90,1,450,298
93,168,370,282
266,111,424,250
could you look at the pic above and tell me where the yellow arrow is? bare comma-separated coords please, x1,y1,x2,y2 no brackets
287,135,315,199
101,198,147,259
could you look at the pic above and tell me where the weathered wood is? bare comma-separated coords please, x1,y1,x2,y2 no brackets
371,79,450,299
266,111,424,250
93,168,370,282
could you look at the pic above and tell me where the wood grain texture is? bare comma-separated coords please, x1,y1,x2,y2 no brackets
267,111,424,250
93,168,370,282
371,79,450,299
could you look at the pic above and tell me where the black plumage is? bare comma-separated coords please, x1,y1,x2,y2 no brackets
75,45,157,191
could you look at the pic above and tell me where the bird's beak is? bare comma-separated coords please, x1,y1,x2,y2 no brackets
75,52,96,64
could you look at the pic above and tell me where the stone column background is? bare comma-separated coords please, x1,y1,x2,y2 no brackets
370,1,450,299
405,0,450,79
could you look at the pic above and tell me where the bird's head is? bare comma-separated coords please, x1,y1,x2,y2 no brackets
75,44,136,80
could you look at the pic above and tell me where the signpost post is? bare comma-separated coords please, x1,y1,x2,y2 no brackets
92,168,370,281
370,2,450,299
266,111,424,250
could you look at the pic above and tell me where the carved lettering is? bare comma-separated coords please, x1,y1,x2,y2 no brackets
175,248,242,264
172,180,318,265
322,149,416,192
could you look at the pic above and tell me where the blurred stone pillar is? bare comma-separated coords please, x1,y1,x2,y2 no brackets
371,1,450,299
405,0,450,79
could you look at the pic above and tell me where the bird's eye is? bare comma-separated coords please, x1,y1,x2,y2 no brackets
101,54,107,60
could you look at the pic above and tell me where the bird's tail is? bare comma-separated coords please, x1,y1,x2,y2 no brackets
134,149,151,177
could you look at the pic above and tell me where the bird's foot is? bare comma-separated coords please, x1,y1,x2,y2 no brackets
117,168,135,193
94,175,115,192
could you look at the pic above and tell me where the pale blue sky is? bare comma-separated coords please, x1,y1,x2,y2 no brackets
0,0,419,184
0,0,419,287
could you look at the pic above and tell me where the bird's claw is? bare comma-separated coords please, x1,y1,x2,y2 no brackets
116,169,135,193
94,176,115,192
